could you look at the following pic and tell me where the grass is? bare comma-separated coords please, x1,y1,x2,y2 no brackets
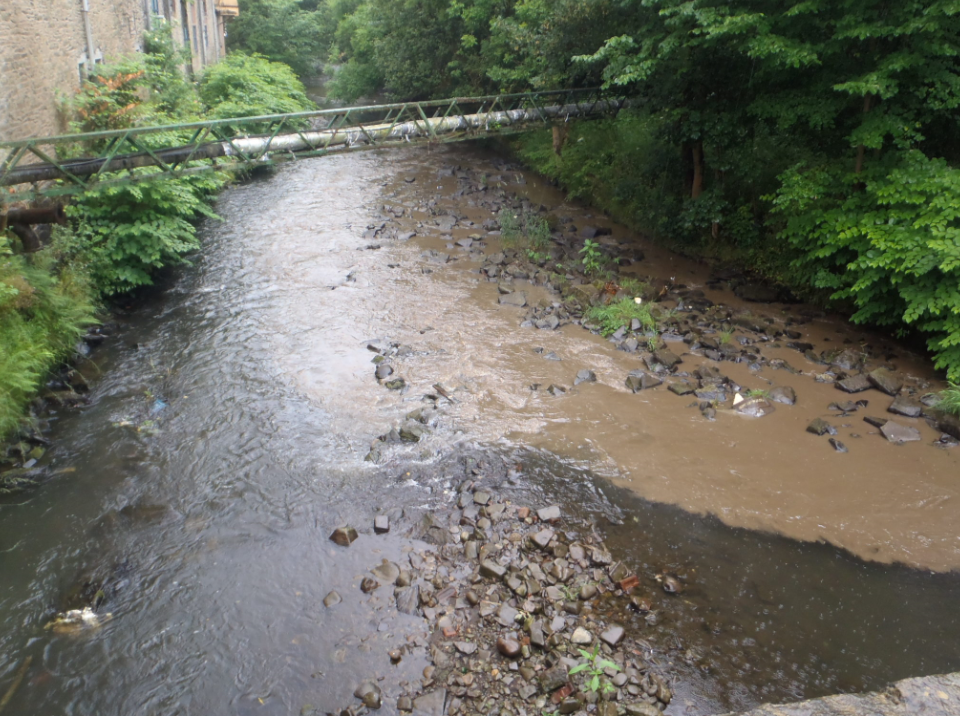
937,384,960,417
618,276,650,297
584,298,656,337
499,209,551,260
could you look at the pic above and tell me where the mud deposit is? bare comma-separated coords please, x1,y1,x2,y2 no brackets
1,145,959,716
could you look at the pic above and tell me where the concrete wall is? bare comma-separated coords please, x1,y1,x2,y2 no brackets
0,0,233,143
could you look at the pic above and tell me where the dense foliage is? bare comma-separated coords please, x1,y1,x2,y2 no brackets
295,0,960,378
199,52,314,120
0,233,97,437
1,24,313,439
226,0,334,76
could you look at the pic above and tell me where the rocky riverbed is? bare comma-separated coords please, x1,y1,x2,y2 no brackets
319,486,674,716
3,145,960,716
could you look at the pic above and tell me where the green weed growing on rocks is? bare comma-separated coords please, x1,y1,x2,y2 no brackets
584,298,655,338
936,385,960,418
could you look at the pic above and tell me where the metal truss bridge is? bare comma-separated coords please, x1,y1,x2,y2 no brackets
0,88,629,205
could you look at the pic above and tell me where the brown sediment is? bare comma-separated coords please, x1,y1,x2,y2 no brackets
254,143,960,572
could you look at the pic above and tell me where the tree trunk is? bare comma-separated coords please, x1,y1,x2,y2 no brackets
691,141,704,199
552,124,569,157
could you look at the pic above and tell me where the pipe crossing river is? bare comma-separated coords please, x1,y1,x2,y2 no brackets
0,95,630,191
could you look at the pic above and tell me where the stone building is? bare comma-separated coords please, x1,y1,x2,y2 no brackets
0,0,237,143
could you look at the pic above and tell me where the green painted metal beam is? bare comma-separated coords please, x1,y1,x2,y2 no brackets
0,89,631,204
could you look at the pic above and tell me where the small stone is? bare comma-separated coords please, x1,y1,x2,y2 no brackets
625,371,662,392
624,704,661,716
863,415,889,428
888,395,923,418
361,577,380,593
579,584,598,600
455,641,478,655
836,374,872,393
397,696,413,711
473,491,491,505
412,691,447,716
571,627,593,645
868,368,904,396
323,591,342,608
530,621,546,648
547,384,566,396
375,363,394,380
532,528,555,550
354,681,382,709
829,400,858,413
371,560,401,584
806,418,834,436
559,698,582,715
537,506,561,523
599,625,625,646
768,386,796,405
589,545,612,565
880,421,922,443
330,526,358,547
829,438,848,453
660,574,683,594
384,378,406,390
653,348,682,370
497,635,522,658
396,585,420,614
480,560,507,579
499,292,527,307
540,665,568,692
389,649,403,662
374,515,390,534
609,562,630,583
497,604,519,627
574,369,597,386
399,421,427,442
668,381,696,396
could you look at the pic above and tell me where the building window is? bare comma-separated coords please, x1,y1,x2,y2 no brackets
151,0,159,13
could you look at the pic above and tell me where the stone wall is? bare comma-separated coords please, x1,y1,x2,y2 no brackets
0,0,232,144
0,0,149,142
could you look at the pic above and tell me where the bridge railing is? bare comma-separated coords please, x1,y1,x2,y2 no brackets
0,88,630,204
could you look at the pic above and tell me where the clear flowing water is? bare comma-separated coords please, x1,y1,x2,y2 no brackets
1,146,959,716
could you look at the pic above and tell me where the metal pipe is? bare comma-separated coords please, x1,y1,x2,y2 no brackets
6,205,68,225
80,0,96,78
0,99,630,187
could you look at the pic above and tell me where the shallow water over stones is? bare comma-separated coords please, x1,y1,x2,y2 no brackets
0,146,959,715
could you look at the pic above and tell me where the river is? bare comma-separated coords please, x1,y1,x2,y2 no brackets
1,143,959,715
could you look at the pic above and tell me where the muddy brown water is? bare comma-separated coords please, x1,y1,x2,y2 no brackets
1,144,960,715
